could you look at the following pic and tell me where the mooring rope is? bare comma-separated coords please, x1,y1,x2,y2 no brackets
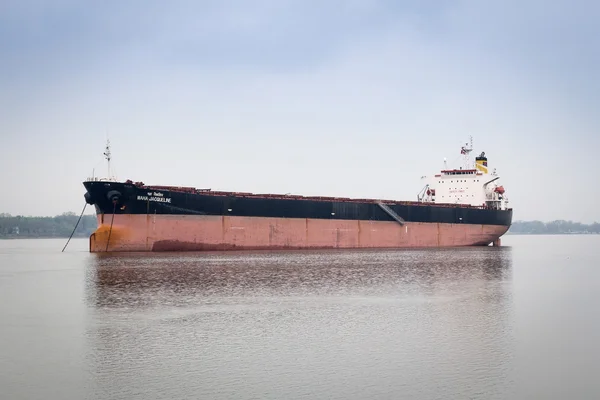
61,203,87,252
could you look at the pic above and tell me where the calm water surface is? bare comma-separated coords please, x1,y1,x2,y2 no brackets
1,235,599,399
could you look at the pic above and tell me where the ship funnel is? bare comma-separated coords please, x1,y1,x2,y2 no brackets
475,152,488,174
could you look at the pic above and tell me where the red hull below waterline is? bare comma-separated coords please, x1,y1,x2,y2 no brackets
89,215,509,252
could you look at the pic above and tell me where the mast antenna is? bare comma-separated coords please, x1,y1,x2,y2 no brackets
460,136,474,169
103,139,112,180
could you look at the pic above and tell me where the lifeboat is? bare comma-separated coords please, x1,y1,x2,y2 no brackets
494,186,505,195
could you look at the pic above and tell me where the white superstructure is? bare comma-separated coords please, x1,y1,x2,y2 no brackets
417,138,509,210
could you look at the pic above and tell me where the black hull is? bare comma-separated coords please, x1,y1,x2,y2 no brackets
82,180,513,228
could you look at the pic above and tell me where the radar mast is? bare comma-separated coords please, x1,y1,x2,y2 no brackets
460,136,474,169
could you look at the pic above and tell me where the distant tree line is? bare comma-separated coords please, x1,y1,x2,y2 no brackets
508,220,600,234
0,213,97,238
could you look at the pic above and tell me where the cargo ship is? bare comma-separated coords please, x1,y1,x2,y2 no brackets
82,138,512,252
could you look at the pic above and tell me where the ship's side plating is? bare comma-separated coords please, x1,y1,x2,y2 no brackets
86,214,510,252
82,181,512,252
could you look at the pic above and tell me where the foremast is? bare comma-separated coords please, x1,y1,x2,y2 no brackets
86,139,118,182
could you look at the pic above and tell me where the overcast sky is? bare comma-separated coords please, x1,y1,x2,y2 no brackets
1,0,598,222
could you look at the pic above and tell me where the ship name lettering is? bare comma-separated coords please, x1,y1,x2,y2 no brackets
137,195,172,203
149,196,171,203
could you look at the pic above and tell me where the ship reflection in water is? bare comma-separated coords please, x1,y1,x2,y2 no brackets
83,247,514,399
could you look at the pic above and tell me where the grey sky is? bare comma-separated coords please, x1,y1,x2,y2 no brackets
1,0,598,222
